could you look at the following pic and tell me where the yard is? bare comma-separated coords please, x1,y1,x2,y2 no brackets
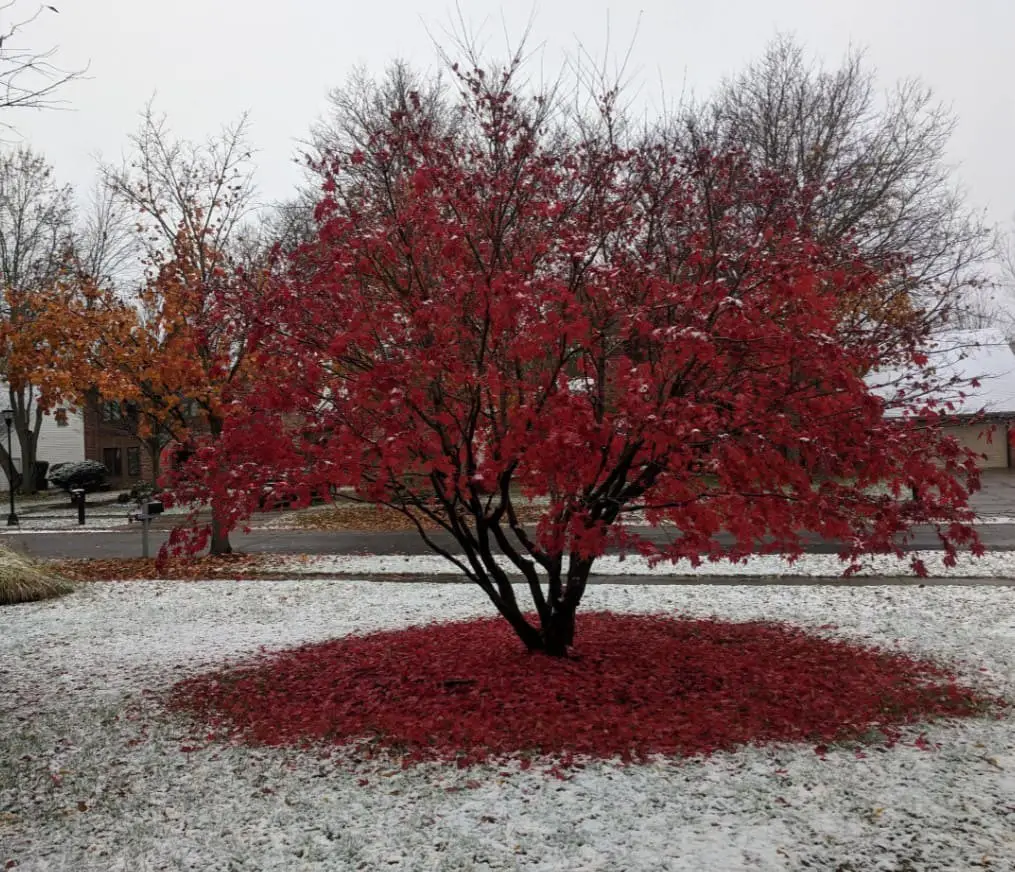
2,578,1013,870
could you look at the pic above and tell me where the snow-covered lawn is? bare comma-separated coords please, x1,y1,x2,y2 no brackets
272,550,1015,578
0,505,132,532
0,500,193,533
2,580,1013,871
257,510,1015,531
0,520,128,533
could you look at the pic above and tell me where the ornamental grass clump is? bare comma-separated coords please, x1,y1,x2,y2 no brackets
0,546,73,605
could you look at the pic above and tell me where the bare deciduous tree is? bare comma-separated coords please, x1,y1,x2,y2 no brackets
948,286,1015,338
304,62,460,227
682,35,993,334
259,191,320,258
966,220,1015,342
101,103,257,281
313,60,455,182
74,181,139,290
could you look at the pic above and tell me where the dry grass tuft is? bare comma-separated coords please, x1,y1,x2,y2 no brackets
0,546,73,605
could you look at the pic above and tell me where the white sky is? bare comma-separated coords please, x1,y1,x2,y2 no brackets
7,0,1015,228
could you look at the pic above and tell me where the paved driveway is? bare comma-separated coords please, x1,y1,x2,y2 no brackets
970,470,1015,515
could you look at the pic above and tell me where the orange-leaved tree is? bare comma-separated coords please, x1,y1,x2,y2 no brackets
0,148,133,493
97,106,264,553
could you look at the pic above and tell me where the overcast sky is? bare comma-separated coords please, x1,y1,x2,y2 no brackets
8,0,1015,229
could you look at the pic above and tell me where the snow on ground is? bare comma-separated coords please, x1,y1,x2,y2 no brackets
0,519,129,532
0,503,132,531
1,580,1014,871
271,549,1015,579
3,499,193,532
257,511,1015,531
0,526,127,535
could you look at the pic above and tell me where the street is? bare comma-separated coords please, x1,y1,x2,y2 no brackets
8,524,1015,560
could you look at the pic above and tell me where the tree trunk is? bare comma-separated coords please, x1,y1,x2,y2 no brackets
494,592,577,657
503,607,543,651
536,557,592,657
540,604,577,657
145,437,162,489
19,463,35,494
209,505,232,556
16,425,38,495
9,394,43,495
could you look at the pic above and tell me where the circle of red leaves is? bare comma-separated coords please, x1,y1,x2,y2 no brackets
168,612,994,767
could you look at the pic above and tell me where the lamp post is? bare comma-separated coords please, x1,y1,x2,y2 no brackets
2,408,17,526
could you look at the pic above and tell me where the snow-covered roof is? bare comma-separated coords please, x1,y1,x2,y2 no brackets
867,328,1015,417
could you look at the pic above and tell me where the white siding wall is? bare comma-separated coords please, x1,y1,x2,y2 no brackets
1,384,85,488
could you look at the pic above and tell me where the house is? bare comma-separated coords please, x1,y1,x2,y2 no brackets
0,383,85,489
80,397,153,489
867,328,1015,469
0,388,158,491
81,393,210,490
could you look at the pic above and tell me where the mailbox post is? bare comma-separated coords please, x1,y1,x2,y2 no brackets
71,488,85,525
132,497,164,558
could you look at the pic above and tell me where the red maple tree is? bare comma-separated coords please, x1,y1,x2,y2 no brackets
184,60,983,655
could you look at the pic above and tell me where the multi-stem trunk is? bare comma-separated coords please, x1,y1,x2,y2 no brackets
489,562,589,658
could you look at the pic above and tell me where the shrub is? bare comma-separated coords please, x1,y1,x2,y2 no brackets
46,459,108,494
0,546,72,605
129,481,155,502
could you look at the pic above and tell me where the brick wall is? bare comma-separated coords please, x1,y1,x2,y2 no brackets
82,397,153,490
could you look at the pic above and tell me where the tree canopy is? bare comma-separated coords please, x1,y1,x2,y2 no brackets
166,54,983,655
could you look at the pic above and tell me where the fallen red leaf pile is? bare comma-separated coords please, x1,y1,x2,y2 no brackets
168,612,996,767
54,554,265,581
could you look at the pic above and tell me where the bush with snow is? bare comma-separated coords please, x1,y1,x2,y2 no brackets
46,459,108,494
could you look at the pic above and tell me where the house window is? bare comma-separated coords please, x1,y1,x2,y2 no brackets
127,447,141,477
103,447,122,476
101,402,123,422
55,408,69,427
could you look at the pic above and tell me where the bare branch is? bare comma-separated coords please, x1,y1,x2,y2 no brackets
0,1,87,124
100,102,258,279
681,34,993,332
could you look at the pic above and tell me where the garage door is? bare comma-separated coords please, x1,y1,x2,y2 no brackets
942,422,1009,468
